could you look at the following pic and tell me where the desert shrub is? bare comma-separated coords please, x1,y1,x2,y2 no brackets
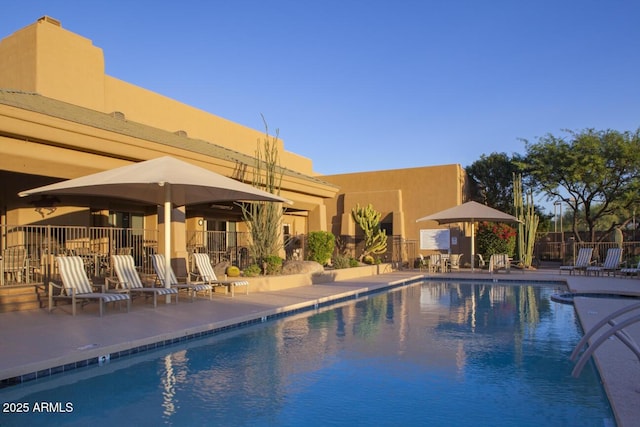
332,253,350,269
363,255,375,265
306,231,335,265
243,264,261,277
264,255,283,275
349,258,360,267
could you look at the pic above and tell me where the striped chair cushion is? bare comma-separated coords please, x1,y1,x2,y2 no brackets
194,253,247,286
56,256,94,295
230,280,249,287
99,293,130,302
112,255,145,289
151,254,178,285
193,253,217,281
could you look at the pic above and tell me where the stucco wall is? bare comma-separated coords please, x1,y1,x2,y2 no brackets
321,164,470,257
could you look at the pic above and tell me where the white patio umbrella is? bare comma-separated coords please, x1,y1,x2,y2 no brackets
416,201,520,270
19,156,290,289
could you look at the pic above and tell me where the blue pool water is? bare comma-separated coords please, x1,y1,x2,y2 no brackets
1,281,614,426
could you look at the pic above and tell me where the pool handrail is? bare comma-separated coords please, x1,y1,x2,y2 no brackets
571,301,640,377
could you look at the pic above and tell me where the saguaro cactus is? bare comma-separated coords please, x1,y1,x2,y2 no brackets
351,203,387,261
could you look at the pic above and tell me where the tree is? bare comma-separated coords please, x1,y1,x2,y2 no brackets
466,152,523,213
241,116,284,269
522,128,640,242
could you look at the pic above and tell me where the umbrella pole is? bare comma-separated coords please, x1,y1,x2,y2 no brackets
471,222,475,271
164,183,172,303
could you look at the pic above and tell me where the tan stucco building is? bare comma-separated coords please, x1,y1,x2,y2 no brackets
0,17,340,269
322,164,472,265
0,17,472,280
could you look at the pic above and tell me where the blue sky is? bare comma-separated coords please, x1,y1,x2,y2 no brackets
2,1,639,179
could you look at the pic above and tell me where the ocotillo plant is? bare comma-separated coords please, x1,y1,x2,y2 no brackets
240,116,284,270
351,203,387,261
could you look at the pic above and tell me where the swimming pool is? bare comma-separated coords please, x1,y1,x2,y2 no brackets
0,281,614,426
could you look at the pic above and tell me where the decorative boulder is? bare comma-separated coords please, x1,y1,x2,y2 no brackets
214,261,232,278
281,260,324,275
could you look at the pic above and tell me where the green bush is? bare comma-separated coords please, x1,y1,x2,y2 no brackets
476,221,517,258
243,264,261,277
264,255,283,275
349,258,360,268
363,255,375,265
306,231,335,265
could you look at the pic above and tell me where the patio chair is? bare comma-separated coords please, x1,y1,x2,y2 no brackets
559,247,594,275
110,255,179,307
150,254,213,301
449,254,463,271
417,254,428,271
617,259,640,278
489,254,510,273
3,246,28,283
50,256,130,316
586,247,622,276
192,253,249,297
476,254,486,269
428,254,442,273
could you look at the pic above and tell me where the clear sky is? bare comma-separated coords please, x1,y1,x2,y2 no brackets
2,1,639,178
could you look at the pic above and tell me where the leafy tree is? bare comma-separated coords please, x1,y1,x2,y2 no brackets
466,152,523,213
521,128,640,242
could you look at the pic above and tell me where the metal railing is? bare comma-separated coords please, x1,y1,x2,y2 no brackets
534,232,640,267
186,230,254,270
1,225,158,285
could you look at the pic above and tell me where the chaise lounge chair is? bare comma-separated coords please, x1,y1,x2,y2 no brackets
50,256,130,316
586,247,622,276
150,254,213,301
110,255,179,307
192,253,249,297
559,247,594,275
617,259,640,278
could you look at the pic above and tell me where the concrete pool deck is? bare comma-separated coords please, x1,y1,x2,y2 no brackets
0,268,638,426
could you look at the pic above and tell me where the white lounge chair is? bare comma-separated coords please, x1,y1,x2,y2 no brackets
50,256,130,316
586,248,622,276
150,254,213,301
559,247,594,275
110,255,179,307
192,253,249,297
489,254,510,273
618,260,640,278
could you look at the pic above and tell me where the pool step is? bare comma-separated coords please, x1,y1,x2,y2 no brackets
0,284,46,313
